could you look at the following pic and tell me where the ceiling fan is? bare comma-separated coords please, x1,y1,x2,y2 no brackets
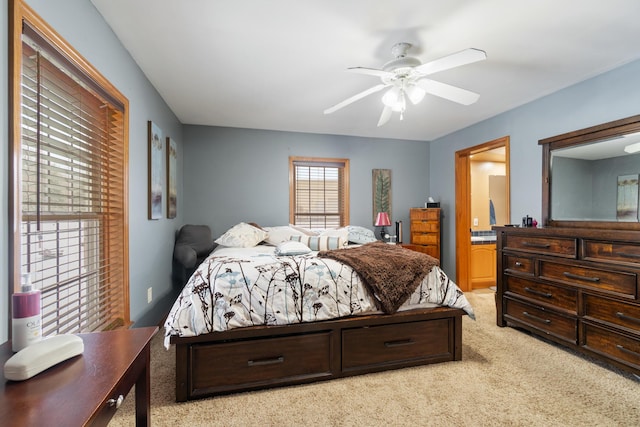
324,43,487,127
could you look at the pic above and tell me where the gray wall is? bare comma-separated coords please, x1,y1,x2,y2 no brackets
182,126,429,242
430,58,640,273
0,0,184,343
551,157,595,220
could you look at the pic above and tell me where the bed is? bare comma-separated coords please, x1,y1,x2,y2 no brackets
164,223,474,401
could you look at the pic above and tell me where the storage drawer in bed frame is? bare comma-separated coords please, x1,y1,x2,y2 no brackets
172,306,465,401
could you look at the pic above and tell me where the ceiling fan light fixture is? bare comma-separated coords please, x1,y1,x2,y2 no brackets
382,86,407,114
382,86,401,107
624,141,640,154
406,84,426,104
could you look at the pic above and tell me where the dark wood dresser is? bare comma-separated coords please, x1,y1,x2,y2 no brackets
495,226,640,375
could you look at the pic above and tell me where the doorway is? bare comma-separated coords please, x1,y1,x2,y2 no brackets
454,136,510,292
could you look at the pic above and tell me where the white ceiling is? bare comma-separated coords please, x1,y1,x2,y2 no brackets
91,0,640,142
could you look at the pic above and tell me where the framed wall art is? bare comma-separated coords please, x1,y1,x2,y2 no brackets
148,121,163,220
166,137,177,219
372,169,392,223
617,173,639,221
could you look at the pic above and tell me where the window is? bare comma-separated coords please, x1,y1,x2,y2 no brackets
289,157,350,228
10,2,130,335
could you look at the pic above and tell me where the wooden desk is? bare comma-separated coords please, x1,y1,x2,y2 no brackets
0,327,157,427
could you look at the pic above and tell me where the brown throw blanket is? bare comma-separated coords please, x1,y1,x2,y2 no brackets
318,241,439,314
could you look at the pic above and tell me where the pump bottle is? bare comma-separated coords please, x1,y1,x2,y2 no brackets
12,273,42,352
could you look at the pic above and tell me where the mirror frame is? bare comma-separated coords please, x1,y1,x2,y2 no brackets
540,113,640,230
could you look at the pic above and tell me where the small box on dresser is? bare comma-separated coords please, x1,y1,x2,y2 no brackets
495,226,640,375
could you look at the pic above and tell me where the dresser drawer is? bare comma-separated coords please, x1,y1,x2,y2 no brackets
504,276,577,313
342,319,452,371
410,208,439,221
504,255,534,276
583,324,640,370
505,235,576,258
539,260,637,299
402,244,439,259
584,294,640,335
412,233,439,245
411,220,439,233
583,240,640,267
504,298,577,343
191,332,331,392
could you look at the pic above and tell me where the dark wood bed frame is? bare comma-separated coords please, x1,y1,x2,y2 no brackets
171,305,465,401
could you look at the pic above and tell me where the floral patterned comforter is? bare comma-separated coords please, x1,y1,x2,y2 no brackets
164,245,475,348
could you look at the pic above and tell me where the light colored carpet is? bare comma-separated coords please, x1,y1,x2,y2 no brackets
109,289,640,426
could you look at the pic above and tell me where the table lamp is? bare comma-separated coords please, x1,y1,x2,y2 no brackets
374,212,391,240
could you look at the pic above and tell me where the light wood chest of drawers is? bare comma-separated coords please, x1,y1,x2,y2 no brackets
409,208,441,262
495,226,640,375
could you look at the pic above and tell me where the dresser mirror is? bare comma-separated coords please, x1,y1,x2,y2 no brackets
540,114,640,229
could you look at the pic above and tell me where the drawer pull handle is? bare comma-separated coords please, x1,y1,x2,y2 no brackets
618,252,640,259
107,395,124,409
524,287,552,298
616,344,640,358
522,311,551,324
522,242,550,249
384,339,415,348
616,312,640,325
562,272,600,283
514,261,524,267
247,356,284,367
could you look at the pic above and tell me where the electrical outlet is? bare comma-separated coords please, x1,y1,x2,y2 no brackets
473,217,479,226
147,287,153,304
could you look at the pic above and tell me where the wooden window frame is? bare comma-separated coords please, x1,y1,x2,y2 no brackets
9,0,130,334
289,156,350,228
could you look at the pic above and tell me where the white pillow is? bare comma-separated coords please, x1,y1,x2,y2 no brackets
262,226,307,246
275,241,312,256
319,227,349,243
347,225,377,244
290,234,346,251
214,222,268,248
288,224,318,236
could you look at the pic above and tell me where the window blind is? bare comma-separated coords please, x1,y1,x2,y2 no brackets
17,19,129,335
290,157,349,228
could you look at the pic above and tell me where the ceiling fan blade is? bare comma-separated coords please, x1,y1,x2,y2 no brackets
414,48,486,76
416,79,480,105
324,83,388,114
377,106,392,127
347,67,393,78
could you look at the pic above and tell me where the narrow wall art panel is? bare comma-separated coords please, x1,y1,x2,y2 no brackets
166,137,177,219
148,121,163,219
372,169,392,223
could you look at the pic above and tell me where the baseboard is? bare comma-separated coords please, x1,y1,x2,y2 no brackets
132,288,180,328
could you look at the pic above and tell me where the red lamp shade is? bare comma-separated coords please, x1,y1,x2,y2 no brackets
374,212,391,227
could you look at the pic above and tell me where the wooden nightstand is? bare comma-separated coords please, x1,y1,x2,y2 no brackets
0,326,157,426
